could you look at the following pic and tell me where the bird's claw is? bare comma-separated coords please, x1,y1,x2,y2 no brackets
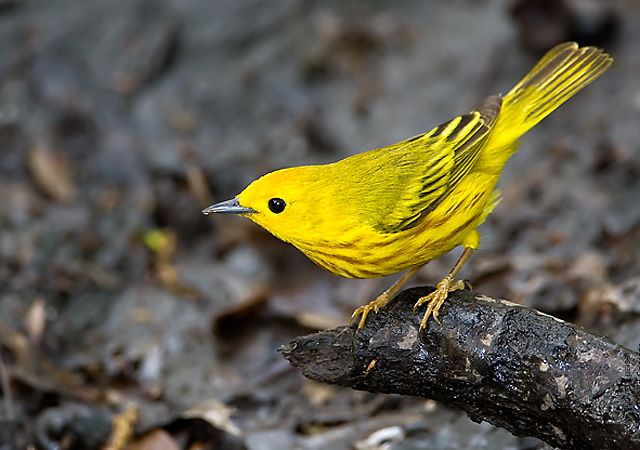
413,276,466,330
351,292,391,329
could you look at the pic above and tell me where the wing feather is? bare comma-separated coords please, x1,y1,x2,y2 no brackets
368,96,502,233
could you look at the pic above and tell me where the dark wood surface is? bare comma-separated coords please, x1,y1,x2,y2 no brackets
281,287,640,450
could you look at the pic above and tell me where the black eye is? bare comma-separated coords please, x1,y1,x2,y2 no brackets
268,198,286,214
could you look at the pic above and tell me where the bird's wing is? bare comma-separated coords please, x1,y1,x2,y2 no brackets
370,95,502,233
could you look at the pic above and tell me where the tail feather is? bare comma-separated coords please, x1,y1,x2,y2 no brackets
478,42,612,172
499,42,612,141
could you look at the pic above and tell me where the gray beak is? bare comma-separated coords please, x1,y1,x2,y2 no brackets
202,198,256,215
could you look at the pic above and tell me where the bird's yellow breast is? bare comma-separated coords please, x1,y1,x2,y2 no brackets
288,172,500,279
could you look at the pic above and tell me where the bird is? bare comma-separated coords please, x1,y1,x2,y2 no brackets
203,42,612,331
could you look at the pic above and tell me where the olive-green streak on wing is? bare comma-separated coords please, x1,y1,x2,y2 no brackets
371,96,502,234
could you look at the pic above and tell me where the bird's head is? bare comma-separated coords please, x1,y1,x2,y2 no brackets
203,166,333,244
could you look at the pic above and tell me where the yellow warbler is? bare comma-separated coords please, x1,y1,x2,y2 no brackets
204,42,612,330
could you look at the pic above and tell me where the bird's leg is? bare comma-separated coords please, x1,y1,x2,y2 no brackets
351,265,424,329
413,246,475,330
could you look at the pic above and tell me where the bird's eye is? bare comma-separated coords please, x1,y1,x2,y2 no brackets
268,198,286,214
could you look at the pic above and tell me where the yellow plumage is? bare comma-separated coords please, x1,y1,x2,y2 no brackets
204,42,612,330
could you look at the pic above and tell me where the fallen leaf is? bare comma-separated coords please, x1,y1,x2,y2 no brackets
127,428,179,450
181,399,242,438
27,143,76,203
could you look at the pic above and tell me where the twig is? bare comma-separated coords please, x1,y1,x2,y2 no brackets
0,355,14,422
280,287,640,450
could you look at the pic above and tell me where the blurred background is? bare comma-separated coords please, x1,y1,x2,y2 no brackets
0,0,638,448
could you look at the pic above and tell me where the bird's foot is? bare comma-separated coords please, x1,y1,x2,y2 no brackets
351,292,391,330
413,276,466,330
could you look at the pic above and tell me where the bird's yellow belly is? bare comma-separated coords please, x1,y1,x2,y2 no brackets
297,174,499,279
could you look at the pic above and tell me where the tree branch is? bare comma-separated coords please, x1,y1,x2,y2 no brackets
280,287,640,450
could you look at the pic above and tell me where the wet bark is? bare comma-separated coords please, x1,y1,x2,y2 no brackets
281,287,640,450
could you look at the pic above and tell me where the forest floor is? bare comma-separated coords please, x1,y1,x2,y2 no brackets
0,0,639,448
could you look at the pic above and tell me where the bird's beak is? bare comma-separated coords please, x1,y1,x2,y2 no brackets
202,198,256,215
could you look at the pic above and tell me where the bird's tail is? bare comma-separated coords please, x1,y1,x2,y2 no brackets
479,42,612,172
